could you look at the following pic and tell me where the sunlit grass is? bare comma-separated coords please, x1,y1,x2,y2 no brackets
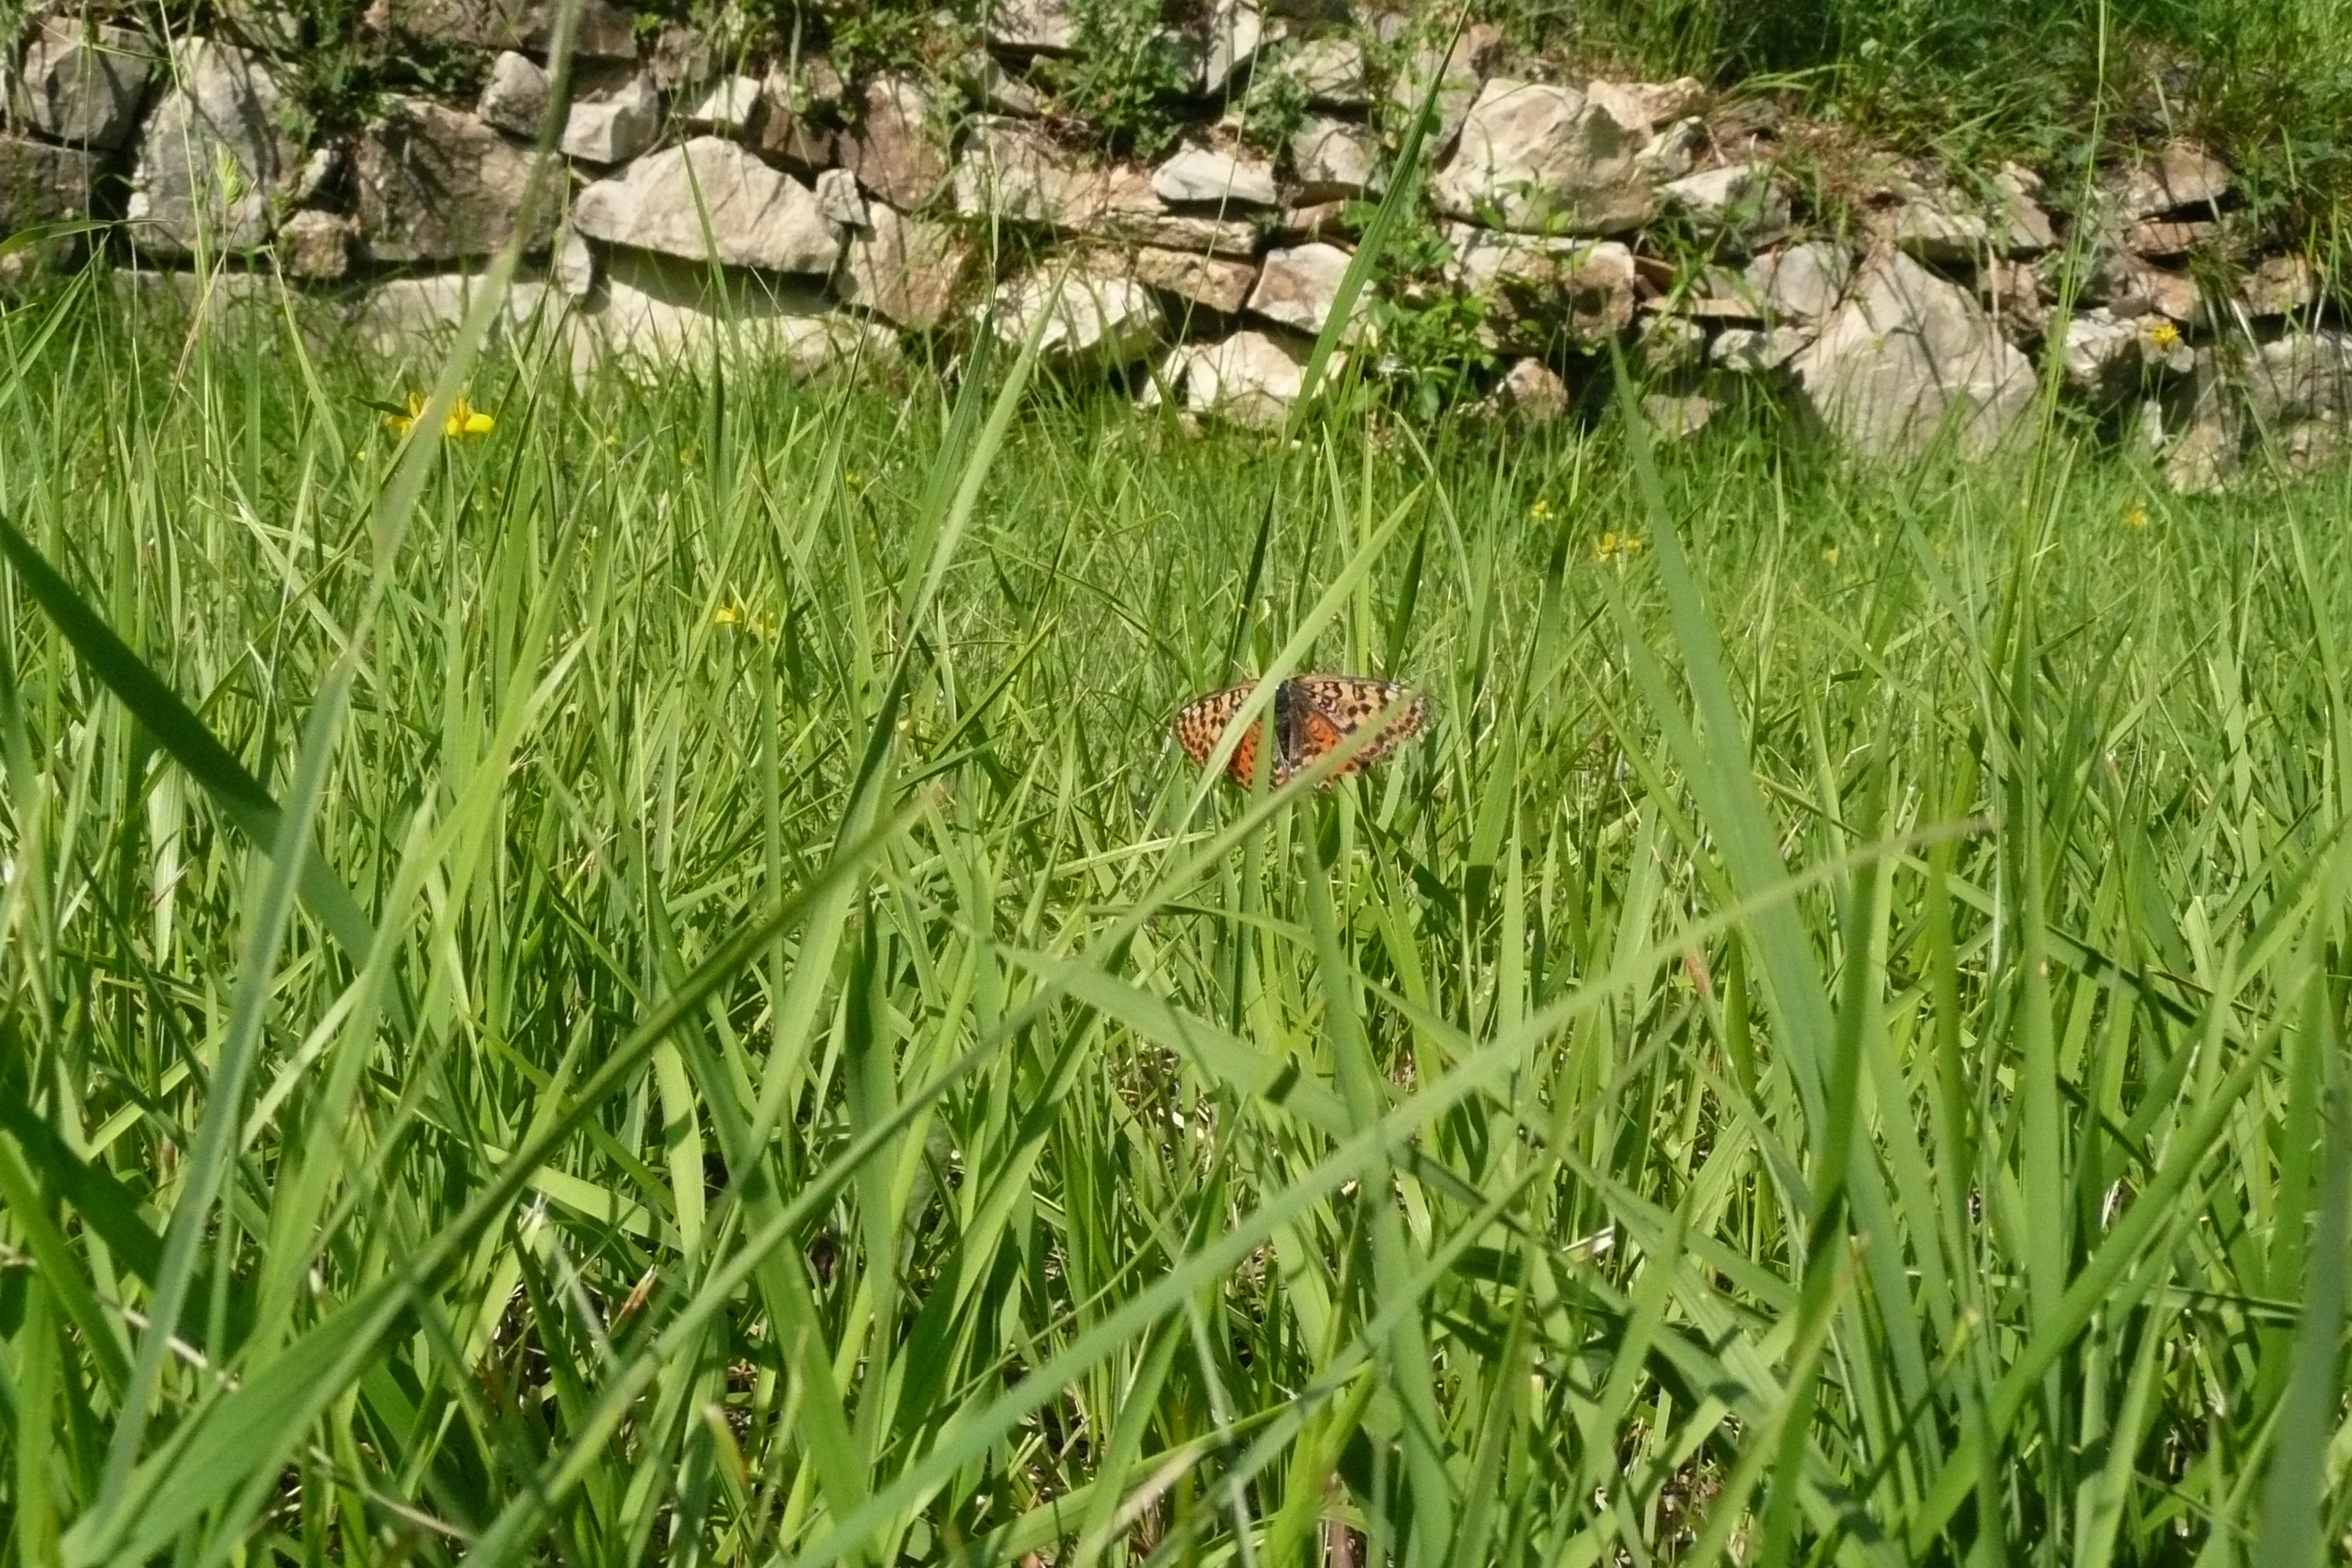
0,267,2347,1567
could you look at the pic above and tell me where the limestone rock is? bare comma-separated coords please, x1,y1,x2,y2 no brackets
960,51,1050,117
1790,249,2037,459
554,224,595,295
1432,79,1651,235
346,272,551,358
1146,330,1327,430
1201,0,1266,97
11,18,154,149
1248,241,1354,335
1275,199,1349,242
574,137,840,274
1094,209,1259,255
586,249,897,375
1642,392,1718,439
1744,241,1851,323
0,135,98,231
1631,116,1705,184
2246,331,2352,426
1711,324,1811,373
276,208,353,279
2161,353,2239,494
1658,160,1790,246
1278,36,1369,106
815,167,867,227
1993,164,2055,254
129,38,301,255
562,78,660,164
1444,225,1635,347
1389,20,1499,147
1493,355,1570,422
2053,308,2144,401
755,70,835,173
953,115,1166,234
382,0,638,60
840,203,971,331
1290,116,1379,199
990,261,1165,366
1131,246,1259,314
2109,140,2231,220
988,0,1081,51
1636,312,1705,376
1583,78,1705,140
846,75,951,209
477,50,549,137
1887,196,1990,265
2125,219,2216,258
1151,143,1279,208
1679,264,1763,321
2244,254,2319,319
684,75,762,137
355,97,554,263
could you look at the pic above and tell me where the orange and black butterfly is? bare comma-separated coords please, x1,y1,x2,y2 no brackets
1172,675,1430,788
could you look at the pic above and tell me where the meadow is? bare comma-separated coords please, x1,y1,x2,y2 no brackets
0,264,2348,1567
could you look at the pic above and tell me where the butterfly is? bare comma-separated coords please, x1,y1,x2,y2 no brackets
1172,675,1431,788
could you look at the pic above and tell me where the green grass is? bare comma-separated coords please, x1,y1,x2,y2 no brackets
1,263,2349,1568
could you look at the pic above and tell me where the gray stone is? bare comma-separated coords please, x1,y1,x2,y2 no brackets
477,50,548,137
990,260,1165,365
1389,20,1499,147
960,51,1050,117
346,272,553,358
128,38,300,256
1642,392,1719,439
2244,254,2320,319
0,134,97,227
1790,249,2037,459
1993,164,2055,254
845,75,950,209
2125,219,2217,258
1492,355,1570,422
1888,196,1991,264
840,203,972,331
2109,140,2231,219
355,97,555,263
2161,353,2239,493
2246,331,2352,427
1444,225,1635,348
1710,324,1811,373
1278,36,1369,106
1275,198,1349,242
1131,246,1259,314
1145,329,1330,430
1744,241,1851,323
1433,80,1651,235
1151,143,1279,208
2053,308,2143,400
276,208,352,279
684,75,763,137
953,116,1168,234
1583,78,1705,140
1200,0,1266,97
1289,116,1378,199
755,71,835,173
1636,312,1705,376
1248,241,1355,335
1097,209,1259,255
290,143,342,205
815,167,867,227
562,78,660,164
1658,160,1790,246
11,18,154,149
1631,115,1705,184
574,136,841,274
382,0,638,60
554,223,595,296
988,0,1081,51
584,248,898,376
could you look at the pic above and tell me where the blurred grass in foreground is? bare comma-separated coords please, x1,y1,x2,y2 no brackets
0,267,2348,1568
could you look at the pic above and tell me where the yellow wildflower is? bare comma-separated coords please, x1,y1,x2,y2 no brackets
1530,497,1552,521
1595,530,1643,563
713,606,742,625
2143,320,2181,351
1823,546,1840,565
2125,503,2149,529
386,393,496,438
714,603,778,641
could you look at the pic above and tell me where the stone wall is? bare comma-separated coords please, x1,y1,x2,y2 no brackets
3,1,2348,488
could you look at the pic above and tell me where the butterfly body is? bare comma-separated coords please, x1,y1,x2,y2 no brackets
1173,675,1430,788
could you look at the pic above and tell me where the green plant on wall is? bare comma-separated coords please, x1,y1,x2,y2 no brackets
1042,0,1196,158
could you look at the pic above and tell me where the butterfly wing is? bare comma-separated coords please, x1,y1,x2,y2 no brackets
1173,682,1282,787
1287,676,1431,780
